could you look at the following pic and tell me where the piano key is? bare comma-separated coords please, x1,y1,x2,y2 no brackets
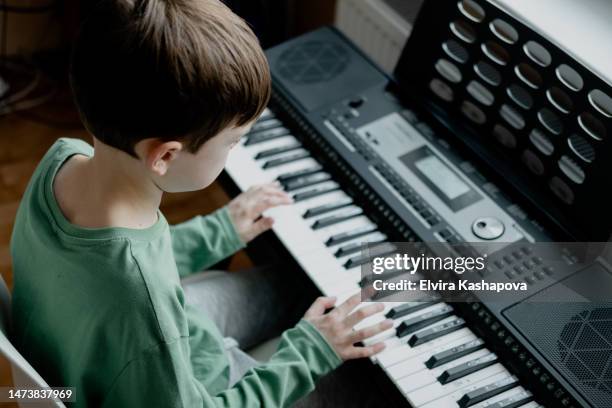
334,234,386,257
277,165,324,182
293,190,353,215
458,375,520,407
288,219,378,275
293,184,341,202
258,108,273,120
471,388,533,408
438,353,499,384
411,366,510,408
283,172,332,191
303,198,353,218
311,220,377,252
312,207,364,230
326,225,378,246
255,143,302,159
262,150,310,169
353,296,439,335
244,127,290,145
396,304,454,338
251,117,282,132
375,328,475,368
426,338,486,368
394,348,492,393
343,243,396,269
516,403,542,408
408,317,466,347
386,300,442,319
379,320,477,374
363,304,452,347
245,135,298,154
262,158,323,180
325,279,361,300
359,268,406,288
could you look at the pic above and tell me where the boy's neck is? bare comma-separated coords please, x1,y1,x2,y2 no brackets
55,139,162,230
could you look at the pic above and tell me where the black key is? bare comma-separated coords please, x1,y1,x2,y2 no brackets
343,244,396,269
303,199,352,218
245,128,290,145
293,185,340,202
255,143,301,159
386,300,441,320
326,225,377,246
485,390,533,408
335,237,386,258
284,173,331,192
396,304,454,338
312,207,363,230
262,151,309,169
408,318,466,347
425,338,486,368
335,241,364,258
437,353,498,384
458,376,520,407
251,118,282,132
359,269,406,288
277,166,323,183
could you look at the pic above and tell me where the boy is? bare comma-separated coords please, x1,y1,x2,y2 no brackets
10,0,392,406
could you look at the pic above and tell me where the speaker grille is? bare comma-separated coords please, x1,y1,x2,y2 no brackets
277,41,350,84
558,308,612,395
505,263,612,407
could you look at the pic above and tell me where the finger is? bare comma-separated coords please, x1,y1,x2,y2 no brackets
332,292,362,318
347,319,393,344
246,216,274,240
255,182,282,194
262,182,286,193
251,194,293,215
343,342,386,360
344,303,385,328
304,296,337,318
360,285,377,300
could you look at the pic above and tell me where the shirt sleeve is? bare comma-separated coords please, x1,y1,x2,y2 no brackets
170,207,245,277
101,320,342,408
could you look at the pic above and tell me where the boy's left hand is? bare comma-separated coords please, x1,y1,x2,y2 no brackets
227,182,293,243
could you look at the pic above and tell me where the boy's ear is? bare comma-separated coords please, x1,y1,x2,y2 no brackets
143,140,184,176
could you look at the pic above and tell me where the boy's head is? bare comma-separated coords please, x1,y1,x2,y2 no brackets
70,0,271,191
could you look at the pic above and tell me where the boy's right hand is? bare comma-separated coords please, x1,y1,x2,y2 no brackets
304,293,393,361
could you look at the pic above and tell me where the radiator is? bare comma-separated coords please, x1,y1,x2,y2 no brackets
335,0,413,73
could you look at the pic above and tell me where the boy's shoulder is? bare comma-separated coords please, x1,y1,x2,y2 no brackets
28,138,93,192
45,137,93,162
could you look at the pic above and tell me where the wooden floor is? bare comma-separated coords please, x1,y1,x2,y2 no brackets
0,87,251,402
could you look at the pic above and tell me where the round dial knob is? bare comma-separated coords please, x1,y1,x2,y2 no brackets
472,217,505,240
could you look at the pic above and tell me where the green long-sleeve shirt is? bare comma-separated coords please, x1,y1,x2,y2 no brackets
10,138,341,407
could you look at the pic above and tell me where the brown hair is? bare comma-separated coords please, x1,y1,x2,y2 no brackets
70,0,271,155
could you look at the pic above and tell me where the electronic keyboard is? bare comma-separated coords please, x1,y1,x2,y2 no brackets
224,1,612,407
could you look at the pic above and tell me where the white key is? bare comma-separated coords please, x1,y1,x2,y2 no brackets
471,387,532,408
376,328,475,368
517,402,542,408
294,191,352,214
386,333,484,380
261,157,321,179
395,349,492,394
244,135,299,155
410,366,510,407
362,303,452,347
259,107,273,119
